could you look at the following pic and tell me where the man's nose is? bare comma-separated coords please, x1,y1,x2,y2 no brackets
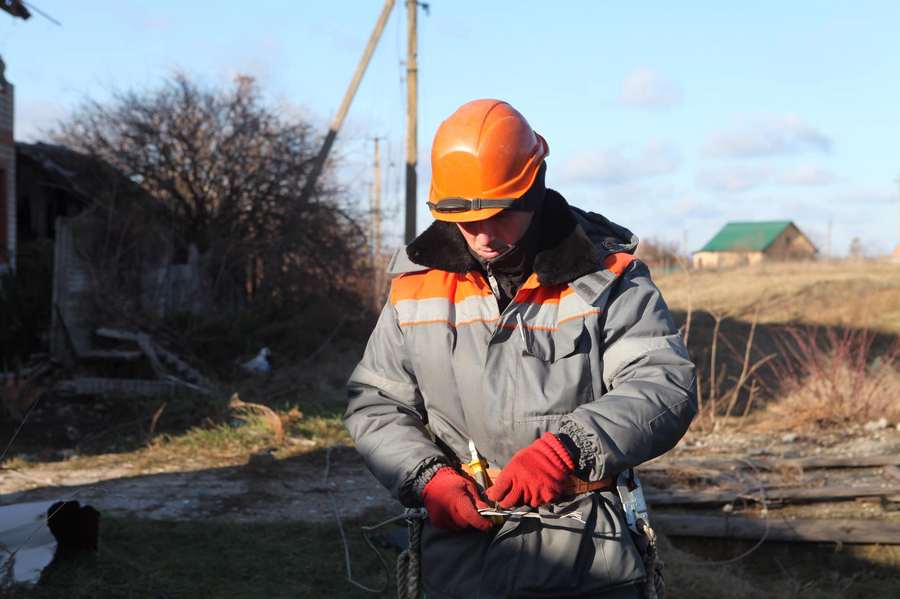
472,221,497,241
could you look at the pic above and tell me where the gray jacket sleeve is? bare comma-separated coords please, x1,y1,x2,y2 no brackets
344,299,448,507
559,260,696,480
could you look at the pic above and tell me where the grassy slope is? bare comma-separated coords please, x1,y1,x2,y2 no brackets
654,260,900,334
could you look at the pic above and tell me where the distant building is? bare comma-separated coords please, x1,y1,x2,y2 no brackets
0,58,14,274
692,221,817,269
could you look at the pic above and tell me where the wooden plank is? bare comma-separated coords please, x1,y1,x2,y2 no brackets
884,465,900,482
786,455,900,469
643,454,900,473
136,333,165,377
80,349,143,361
54,377,178,397
653,513,900,545
153,343,213,390
646,483,900,507
95,327,141,342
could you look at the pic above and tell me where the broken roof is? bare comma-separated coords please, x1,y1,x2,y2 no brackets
17,142,149,206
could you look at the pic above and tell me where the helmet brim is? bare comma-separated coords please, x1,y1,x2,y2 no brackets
430,206,506,223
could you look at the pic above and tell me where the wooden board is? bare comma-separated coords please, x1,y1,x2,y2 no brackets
643,454,900,473
653,513,900,545
884,465,900,482
54,377,179,397
646,482,900,507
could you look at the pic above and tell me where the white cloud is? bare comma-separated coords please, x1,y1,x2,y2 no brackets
695,166,770,193
619,68,682,109
703,115,832,158
558,141,681,186
778,165,837,186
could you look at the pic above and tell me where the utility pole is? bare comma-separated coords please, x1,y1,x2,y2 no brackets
372,137,383,264
895,175,900,256
370,137,384,309
404,0,419,243
826,219,833,259
300,0,395,204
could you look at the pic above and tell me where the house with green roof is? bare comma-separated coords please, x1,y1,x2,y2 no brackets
692,221,817,269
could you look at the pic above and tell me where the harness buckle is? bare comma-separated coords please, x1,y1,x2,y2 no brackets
616,470,650,533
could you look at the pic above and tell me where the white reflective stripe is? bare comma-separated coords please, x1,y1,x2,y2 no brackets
602,334,689,389
396,289,600,330
557,291,594,323
395,295,497,327
516,301,560,330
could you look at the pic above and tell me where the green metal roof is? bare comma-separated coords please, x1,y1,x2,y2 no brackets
699,221,793,252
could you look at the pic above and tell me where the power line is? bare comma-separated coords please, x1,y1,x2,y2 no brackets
21,1,61,26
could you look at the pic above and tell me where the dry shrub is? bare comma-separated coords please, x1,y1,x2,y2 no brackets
765,327,899,429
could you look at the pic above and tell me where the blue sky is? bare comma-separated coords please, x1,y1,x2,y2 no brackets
6,1,900,255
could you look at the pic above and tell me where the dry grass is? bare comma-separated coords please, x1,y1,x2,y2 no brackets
653,260,900,430
655,260,900,334
758,327,900,430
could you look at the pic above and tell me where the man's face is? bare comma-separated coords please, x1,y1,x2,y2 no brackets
456,210,534,261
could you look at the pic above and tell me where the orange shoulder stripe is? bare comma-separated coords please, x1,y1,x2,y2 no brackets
390,270,493,305
603,252,637,276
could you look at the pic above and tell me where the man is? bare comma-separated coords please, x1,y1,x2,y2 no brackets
345,99,696,598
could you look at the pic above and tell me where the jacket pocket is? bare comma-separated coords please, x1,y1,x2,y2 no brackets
514,316,594,422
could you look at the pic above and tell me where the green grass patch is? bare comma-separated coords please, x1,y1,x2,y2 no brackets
7,515,392,598
159,416,275,454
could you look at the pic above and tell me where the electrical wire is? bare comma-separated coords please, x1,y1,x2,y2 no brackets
21,1,61,26
324,446,401,594
675,458,771,567
0,387,45,464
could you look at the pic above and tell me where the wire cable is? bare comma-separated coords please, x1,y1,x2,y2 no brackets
674,457,771,567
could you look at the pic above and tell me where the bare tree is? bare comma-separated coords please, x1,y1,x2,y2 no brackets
635,237,682,272
55,73,370,309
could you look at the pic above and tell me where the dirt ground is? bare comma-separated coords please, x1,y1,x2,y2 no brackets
2,421,898,527
0,445,399,524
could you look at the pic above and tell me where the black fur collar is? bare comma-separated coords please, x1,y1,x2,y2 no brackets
405,190,602,286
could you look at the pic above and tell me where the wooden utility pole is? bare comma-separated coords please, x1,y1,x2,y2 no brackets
372,137,383,308
372,137,383,263
826,219,833,259
895,175,900,255
300,0,395,203
404,0,419,243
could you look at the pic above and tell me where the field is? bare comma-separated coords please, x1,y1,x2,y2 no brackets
2,259,899,597
655,260,900,334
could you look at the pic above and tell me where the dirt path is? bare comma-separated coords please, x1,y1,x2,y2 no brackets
0,446,400,524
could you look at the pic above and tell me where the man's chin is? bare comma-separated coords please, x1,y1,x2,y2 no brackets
476,249,502,260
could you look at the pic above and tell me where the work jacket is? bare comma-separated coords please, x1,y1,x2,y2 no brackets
345,191,696,598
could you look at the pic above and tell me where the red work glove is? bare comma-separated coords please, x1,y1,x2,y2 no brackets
485,432,575,508
422,467,492,532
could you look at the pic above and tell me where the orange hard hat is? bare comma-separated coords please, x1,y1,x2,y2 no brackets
428,99,549,223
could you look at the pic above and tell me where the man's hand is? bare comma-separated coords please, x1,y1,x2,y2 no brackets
422,467,492,531
485,432,575,508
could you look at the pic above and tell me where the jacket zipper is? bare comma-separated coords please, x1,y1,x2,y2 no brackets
485,262,501,301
